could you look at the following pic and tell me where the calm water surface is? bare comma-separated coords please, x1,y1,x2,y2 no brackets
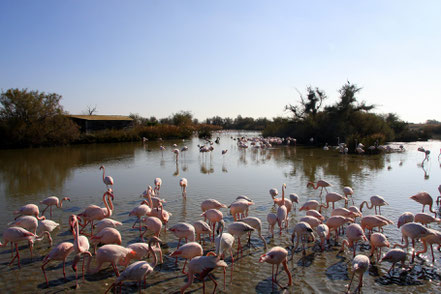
1,131,441,293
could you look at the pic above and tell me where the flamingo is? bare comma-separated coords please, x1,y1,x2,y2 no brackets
339,224,367,257
267,213,277,238
240,216,267,249
201,209,223,242
100,165,114,188
300,216,322,229
259,246,292,289
306,210,325,221
148,203,171,229
215,220,235,266
170,242,203,274
140,216,163,239
291,221,315,256
180,253,228,294
193,220,212,244
380,248,407,274
320,192,347,211
180,178,188,198
201,199,227,212
414,213,441,226
397,212,415,229
94,218,123,234
69,215,92,288
227,222,254,255
78,190,114,236
348,206,363,220
276,184,288,234
90,227,122,253
40,196,70,218
142,185,165,208
289,193,299,207
269,188,278,199
41,241,74,285
416,228,441,262
331,207,359,219
13,203,45,220
169,222,196,251
299,200,320,211
37,219,60,239
307,179,332,198
359,195,388,215
369,233,390,262
229,199,253,220
316,224,329,251
129,200,152,234
436,184,441,205
9,215,39,234
326,216,354,242
346,255,369,294
410,191,437,216
90,244,137,277
105,238,161,294
392,222,435,263
360,215,393,237
1,226,48,268
343,186,354,206
154,177,162,195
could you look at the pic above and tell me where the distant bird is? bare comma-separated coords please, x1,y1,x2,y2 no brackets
359,195,388,215
346,255,370,293
222,149,228,155
180,178,188,198
173,149,180,160
40,196,71,218
100,165,114,188
259,246,292,289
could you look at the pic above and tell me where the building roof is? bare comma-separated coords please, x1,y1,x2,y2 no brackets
68,115,133,121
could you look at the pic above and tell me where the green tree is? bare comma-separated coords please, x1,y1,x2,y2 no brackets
0,88,79,147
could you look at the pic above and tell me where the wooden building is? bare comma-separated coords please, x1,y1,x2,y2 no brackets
68,115,134,132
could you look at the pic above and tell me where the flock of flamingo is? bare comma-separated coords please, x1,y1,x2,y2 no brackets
1,142,441,294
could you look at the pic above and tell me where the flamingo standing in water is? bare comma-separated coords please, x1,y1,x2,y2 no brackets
170,242,203,274
201,209,223,242
41,241,74,285
100,165,114,188
180,178,188,198
227,222,254,256
90,244,137,277
78,190,114,236
154,177,162,195
380,248,407,274
369,233,390,262
392,222,435,263
240,216,267,249
259,246,292,289
320,192,347,211
180,253,228,294
416,228,441,262
267,213,277,238
40,196,70,218
359,195,389,215
307,179,331,198
343,186,354,206
201,199,227,212
13,203,45,220
339,224,367,257
129,200,152,234
105,237,162,294
69,215,92,288
346,255,370,294
276,184,288,234
410,191,437,216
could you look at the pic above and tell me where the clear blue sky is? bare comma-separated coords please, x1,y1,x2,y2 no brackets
1,1,440,123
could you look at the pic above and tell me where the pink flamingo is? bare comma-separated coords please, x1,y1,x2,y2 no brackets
291,221,315,256
326,216,354,242
240,216,267,249
346,255,369,294
414,213,441,226
392,222,435,263
397,212,415,230
416,229,441,262
78,190,114,236
267,213,277,238
170,242,203,274
201,199,227,212
300,216,322,229
229,199,253,220
1,226,48,268
41,241,74,285
40,196,70,218
269,188,278,199
9,215,39,234
215,220,234,288
180,178,188,198
227,222,254,255
129,200,152,234
316,224,329,251
180,253,228,294
436,184,441,205
37,219,60,239
94,218,122,234
343,186,354,206
339,224,367,257
259,246,292,288
169,223,196,252
380,248,407,274
369,232,390,262
276,184,288,234
320,192,347,211
289,193,300,208
360,215,393,237
90,244,137,277
154,177,162,195
306,209,325,221
307,179,332,198
299,200,320,211
140,216,163,239
360,195,388,215
193,220,212,244
128,237,163,263
331,207,359,219
105,237,161,294
201,209,223,242
69,215,92,288
148,203,171,229
100,165,114,188
13,203,45,220
90,227,122,253
348,206,363,220
410,191,437,216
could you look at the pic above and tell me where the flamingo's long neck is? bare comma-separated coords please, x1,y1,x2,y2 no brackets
147,187,153,208
58,198,64,208
148,239,158,268
103,192,112,218
101,167,106,182
282,184,285,202
340,239,349,252
74,217,81,251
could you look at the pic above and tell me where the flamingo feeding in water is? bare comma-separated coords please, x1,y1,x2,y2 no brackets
100,165,114,188
40,196,70,218
359,195,388,215
90,244,137,277
78,190,114,236
69,214,92,288
180,178,188,198
154,177,162,195
169,242,203,274
259,246,292,289
346,255,370,294
41,241,75,285
13,203,45,220
307,179,331,198
410,191,437,216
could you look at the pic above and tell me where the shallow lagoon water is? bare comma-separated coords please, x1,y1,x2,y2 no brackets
0,131,440,293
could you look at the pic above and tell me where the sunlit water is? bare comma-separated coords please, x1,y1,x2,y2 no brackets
0,131,440,293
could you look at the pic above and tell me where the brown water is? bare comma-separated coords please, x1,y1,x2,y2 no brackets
0,131,441,293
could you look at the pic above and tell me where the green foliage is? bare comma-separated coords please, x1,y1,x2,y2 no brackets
285,86,327,120
205,115,270,130
0,88,80,148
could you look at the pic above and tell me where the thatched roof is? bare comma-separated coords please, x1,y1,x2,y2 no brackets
68,115,133,121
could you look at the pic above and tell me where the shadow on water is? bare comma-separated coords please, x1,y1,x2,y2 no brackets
326,255,349,281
